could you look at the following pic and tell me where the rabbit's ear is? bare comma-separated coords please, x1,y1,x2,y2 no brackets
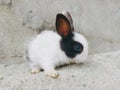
62,11,74,31
56,14,72,37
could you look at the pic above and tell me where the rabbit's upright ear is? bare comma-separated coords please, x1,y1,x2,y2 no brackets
56,14,72,37
62,11,74,31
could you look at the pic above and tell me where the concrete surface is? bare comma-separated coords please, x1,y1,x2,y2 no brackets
0,5,37,62
0,0,120,65
0,50,120,90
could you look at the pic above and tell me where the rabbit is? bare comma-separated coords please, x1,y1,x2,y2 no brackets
26,11,88,78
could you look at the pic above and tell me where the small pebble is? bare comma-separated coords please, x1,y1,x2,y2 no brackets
0,77,3,80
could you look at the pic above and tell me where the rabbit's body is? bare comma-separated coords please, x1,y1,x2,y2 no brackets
28,30,88,69
27,11,88,78
28,30,68,68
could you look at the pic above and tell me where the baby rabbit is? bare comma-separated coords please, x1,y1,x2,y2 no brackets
26,11,88,78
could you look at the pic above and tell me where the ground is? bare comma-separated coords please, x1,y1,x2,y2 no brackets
0,50,120,90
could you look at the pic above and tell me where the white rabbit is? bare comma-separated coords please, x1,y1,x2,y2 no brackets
26,11,88,78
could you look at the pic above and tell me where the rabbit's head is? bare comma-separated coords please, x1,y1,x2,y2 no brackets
56,11,88,62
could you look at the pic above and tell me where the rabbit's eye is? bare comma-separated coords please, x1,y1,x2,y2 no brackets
74,43,82,52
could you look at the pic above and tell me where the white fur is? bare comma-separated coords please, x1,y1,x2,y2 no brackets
27,30,88,77
73,33,88,63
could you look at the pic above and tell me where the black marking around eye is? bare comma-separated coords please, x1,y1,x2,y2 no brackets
60,33,83,58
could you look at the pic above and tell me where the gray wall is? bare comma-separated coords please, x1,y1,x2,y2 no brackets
0,0,120,63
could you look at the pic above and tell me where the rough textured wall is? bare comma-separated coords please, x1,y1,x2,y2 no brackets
12,0,120,42
0,0,120,63
0,4,37,63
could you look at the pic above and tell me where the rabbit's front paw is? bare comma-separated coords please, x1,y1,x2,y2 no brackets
46,70,59,78
31,68,40,74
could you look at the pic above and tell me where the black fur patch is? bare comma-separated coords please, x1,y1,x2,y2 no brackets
60,33,83,58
